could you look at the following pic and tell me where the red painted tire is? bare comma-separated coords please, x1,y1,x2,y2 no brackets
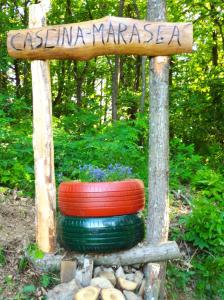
58,180,145,217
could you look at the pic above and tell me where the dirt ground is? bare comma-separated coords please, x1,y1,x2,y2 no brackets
0,190,51,299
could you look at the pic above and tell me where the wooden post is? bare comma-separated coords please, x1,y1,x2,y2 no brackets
29,2,56,253
145,0,170,299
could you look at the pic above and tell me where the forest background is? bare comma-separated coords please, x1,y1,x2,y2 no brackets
0,0,223,299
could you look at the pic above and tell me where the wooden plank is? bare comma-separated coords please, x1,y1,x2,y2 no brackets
7,16,193,60
29,3,56,253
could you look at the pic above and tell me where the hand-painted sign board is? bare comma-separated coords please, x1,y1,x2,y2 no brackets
7,16,193,60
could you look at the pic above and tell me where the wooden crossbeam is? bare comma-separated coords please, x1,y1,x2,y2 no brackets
7,16,192,60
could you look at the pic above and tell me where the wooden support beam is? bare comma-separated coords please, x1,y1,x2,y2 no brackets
27,241,181,272
89,241,181,266
7,17,193,60
145,0,171,299
29,3,56,253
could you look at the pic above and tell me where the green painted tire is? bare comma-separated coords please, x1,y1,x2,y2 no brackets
58,214,144,253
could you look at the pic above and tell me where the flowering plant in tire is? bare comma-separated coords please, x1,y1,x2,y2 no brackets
77,164,134,182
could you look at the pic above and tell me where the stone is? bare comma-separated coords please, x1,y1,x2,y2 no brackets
138,279,145,297
60,260,77,283
94,266,103,278
115,266,125,279
118,278,138,291
125,273,135,282
99,270,116,286
74,286,100,300
47,278,81,300
123,290,143,300
101,288,125,300
123,266,131,273
75,258,94,287
134,271,144,287
132,264,141,269
91,277,114,289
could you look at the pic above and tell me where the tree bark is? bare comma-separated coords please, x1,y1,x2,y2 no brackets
29,2,56,253
140,56,147,113
112,0,125,121
145,0,170,299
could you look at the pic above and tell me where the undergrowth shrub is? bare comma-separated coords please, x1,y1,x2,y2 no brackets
54,119,147,185
170,167,224,298
170,138,202,189
184,168,224,254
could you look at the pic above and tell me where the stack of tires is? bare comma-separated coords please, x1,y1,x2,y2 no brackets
58,180,145,253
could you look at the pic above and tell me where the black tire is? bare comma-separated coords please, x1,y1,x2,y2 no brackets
58,214,144,253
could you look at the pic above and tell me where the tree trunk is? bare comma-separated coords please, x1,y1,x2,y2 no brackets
134,56,141,91
140,56,147,113
54,61,65,105
111,0,125,121
111,56,120,120
14,60,21,98
145,0,170,299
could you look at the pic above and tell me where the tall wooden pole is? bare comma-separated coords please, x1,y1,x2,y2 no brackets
145,0,170,299
29,2,56,253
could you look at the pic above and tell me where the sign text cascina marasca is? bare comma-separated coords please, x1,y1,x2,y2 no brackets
7,16,193,60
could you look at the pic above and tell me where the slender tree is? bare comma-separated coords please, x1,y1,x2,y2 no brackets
111,0,125,121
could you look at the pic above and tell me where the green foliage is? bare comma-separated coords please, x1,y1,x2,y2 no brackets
22,284,36,295
184,168,224,254
27,243,44,260
192,255,224,298
54,118,147,185
0,94,34,194
167,263,194,299
0,247,6,266
40,273,57,288
170,138,202,189
18,256,29,273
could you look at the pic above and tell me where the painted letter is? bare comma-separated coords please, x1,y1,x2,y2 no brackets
156,25,165,44
61,27,73,46
118,23,127,44
107,22,116,44
24,32,33,49
168,26,181,46
144,24,153,43
93,23,104,45
10,33,22,51
45,29,57,48
74,26,85,45
34,30,43,48
129,24,140,43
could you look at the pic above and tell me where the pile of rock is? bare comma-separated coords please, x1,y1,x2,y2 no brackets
47,259,145,300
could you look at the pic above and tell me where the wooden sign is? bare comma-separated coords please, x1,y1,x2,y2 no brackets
7,16,193,60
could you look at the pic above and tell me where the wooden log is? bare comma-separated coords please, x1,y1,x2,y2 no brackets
29,3,56,253
75,241,181,266
7,16,193,60
145,0,171,299
27,241,181,272
144,263,161,299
